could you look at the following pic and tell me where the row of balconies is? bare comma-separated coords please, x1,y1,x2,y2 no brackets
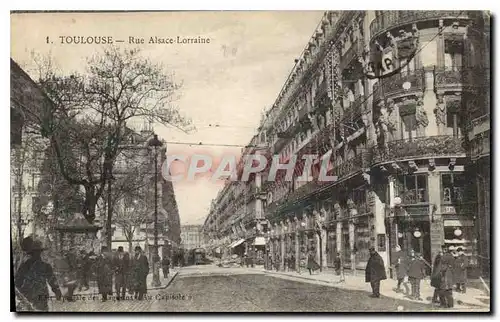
369,11,470,40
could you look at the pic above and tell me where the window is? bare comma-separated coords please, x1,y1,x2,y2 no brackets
446,104,461,137
444,40,463,71
441,173,466,204
394,174,428,204
400,112,417,140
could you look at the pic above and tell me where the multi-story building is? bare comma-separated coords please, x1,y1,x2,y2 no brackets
201,134,268,260
109,124,182,261
462,11,490,276
203,11,490,276
180,225,203,250
10,59,49,245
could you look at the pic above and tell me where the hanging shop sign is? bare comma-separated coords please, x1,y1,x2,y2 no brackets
359,27,420,80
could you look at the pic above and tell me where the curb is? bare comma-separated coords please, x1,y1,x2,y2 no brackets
261,270,490,310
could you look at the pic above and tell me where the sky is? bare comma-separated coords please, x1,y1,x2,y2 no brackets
10,11,324,225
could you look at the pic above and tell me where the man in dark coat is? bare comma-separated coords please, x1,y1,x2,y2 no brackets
431,247,444,303
113,246,130,300
453,247,468,293
306,250,320,275
439,246,455,308
334,253,342,275
131,246,149,300
365,246,387,298
77,250,90,291
391,246,409,294
97,246,113,302
407,252,426,300
15,239,62,311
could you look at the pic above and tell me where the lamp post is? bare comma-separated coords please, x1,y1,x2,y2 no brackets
148,133,163,287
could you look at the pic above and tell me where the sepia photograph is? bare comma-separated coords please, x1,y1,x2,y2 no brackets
10,9,491,313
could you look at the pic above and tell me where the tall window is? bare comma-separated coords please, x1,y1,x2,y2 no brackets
441,173,466,204
446,103,461,137
400,57,416,76
400,108,417,140
394,174,428,204
444,39,463,71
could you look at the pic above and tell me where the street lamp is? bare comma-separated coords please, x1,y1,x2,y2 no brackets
148,133,163,287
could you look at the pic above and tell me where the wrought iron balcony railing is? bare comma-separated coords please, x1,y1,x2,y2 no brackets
333,152,371,179
371,135,465,164
370,11,469,40
469,131,490,161
376,68,425,101
434,67,463,93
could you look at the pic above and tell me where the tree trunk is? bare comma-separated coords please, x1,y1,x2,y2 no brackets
128,240,133,254
106,179,113,250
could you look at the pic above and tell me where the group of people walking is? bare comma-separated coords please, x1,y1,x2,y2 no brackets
391,244,469,307
15,236,174,311
266,249,320,275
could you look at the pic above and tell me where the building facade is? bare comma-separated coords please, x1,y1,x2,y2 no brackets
180,225,203,250
203,11,490,276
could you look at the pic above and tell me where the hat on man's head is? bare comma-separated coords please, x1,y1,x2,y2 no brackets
369,246,376,251
118,246,124,252
135,246,142,251
27,240,45,253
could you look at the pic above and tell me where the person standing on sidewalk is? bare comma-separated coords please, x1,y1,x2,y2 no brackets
306,250,320,275
407,252,426,301
392,246,410,294
431,246,444,304
97,246,113,302
334,253,342,276
15,239,62,311
439,246,455,308
453,247,468,293
365,246,387,298
113,246,129,300
131,246,149,300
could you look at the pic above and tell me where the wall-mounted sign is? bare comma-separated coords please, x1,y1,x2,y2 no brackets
359,28,420,80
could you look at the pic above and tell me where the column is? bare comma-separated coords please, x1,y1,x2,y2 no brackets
316,232,321,265
373,177,389,271
336,221,342,259
320,227,328,269
428,170,444,264
280,232,285,271
349,221,356,274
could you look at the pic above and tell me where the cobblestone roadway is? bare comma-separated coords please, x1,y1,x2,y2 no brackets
50,265,435,312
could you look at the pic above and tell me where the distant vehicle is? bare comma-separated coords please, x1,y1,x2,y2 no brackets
186,248,211,266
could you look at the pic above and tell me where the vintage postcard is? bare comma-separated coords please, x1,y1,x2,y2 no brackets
10,10,490,313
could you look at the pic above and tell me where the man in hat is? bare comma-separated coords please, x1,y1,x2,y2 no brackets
113,246,130,300
131,245,149,300
15,238,62,311
97,246,113,302
391,245,409,294
453,247,468,293
365,246,387,298
431,246,445,304
407,252,426,300
438,246,456,308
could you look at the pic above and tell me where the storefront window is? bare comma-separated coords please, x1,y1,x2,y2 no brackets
441,173,466,204
394,174,428,204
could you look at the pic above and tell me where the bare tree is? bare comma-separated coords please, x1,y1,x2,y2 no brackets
19,47,193,248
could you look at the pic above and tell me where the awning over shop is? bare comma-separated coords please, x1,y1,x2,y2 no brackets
254,237,266,246
230,238,245,248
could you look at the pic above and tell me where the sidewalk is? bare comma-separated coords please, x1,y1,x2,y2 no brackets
255,267,490,310
53,270,178,297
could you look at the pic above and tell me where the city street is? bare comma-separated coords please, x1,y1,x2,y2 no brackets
49,265,441,312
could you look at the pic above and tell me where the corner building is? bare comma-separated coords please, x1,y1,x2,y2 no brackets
260,10,489,277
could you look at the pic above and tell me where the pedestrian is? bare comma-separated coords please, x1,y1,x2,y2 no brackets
162,256,170,278
15,238,62,311
391,246,410,294
290,253,295,271
131,246,149,300
334,253,342,275
438,246,455,308
274,253,280,271
306,250,320,275
62,250,79,301
97,246,113,302
284,254,289,272
407,252,426,301
77,250,90,291
113,246,130,300
453,247,468,293
365,246,387,298
431,246,445,304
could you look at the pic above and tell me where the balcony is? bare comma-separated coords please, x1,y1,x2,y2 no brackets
333,152,371,180
371,135,465,165
468,113,490,141
469,131,490,161
434,67,463,93
370,11,469,40
341,95,365,124
376,68,425,101
340,39,362,71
